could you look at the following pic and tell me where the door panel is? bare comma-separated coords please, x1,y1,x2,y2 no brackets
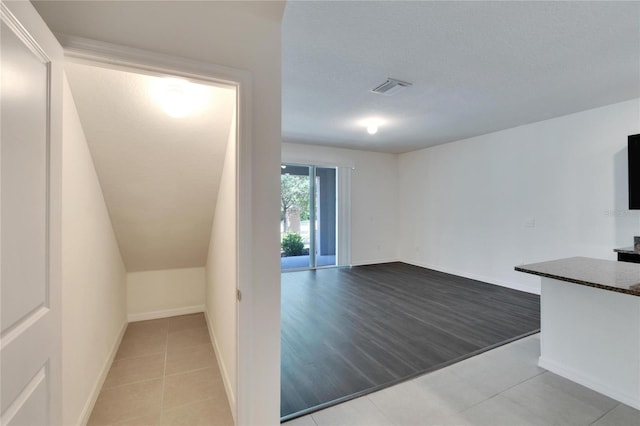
1,16,49,335
0,2,63,425
7,372,48,426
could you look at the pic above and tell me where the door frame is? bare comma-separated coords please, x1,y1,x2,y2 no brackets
57,36,253,424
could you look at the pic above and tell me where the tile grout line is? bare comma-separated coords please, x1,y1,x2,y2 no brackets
102,375,163,391
447,365,547,414
105,349,213,391
159,319,210,419
361,394,400,426
112,350,166,363
589,403,620,425
159,329,169,419
89,317,213,425
165,364,216,378
162,395,221,414
458,371,555,424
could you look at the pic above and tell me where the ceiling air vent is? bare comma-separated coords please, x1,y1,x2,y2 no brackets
370,78,412,96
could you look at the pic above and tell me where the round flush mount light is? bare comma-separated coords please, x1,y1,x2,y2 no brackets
153,77,206,118
359,118,385,135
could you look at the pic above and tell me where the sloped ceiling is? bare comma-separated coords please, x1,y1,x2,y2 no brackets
65,62,236,272
282,1,640,153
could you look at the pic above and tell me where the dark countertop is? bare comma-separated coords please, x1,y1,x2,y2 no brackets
515,257,640,297
613,246,638,255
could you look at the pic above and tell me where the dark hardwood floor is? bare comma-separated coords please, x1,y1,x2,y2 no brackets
280,262,540,420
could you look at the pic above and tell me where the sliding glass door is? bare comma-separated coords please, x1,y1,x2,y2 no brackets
314,166,337,267
281,163,337,271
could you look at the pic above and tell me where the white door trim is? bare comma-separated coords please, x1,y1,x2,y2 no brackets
336,166,352,266
56,35,253,424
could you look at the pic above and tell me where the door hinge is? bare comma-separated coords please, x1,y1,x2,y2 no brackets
237,289,242,302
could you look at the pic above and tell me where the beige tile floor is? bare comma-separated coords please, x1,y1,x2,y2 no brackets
88,313,234,426
286,334,640,426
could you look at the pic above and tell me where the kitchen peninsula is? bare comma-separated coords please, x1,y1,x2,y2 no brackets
516,257,640,410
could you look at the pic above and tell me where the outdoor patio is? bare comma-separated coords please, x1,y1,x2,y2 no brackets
281,254,336,270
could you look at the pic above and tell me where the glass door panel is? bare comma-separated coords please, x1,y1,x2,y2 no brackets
314,167,336,267
281,164,337,271
280,164,311,270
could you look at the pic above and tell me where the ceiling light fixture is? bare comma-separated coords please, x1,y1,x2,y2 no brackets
360,117,385,135
370,78,412,96
153,77,206,118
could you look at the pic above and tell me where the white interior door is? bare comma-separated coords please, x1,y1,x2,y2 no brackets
1,2,63,425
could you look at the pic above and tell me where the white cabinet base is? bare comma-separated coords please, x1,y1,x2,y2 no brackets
539,277,640,409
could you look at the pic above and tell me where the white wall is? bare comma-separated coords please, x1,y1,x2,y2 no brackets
283,142,399,265
205,111,238,416
61,76,127,425
398,99,640,294
126,267,205,320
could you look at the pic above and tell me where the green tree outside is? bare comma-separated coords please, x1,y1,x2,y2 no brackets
281,174,310,232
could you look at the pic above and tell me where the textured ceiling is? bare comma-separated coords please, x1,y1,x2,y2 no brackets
65,62,236,272
283,1,640,153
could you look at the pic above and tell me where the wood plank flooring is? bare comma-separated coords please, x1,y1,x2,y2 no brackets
281,262,541,420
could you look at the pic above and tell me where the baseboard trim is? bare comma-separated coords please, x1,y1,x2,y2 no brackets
400,259,540,295
350,258,399,267
78,320,127,425
538,356,640,410
127,305,205,322
204,310,236,423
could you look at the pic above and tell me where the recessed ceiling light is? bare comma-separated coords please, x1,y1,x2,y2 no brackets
367,125,378,135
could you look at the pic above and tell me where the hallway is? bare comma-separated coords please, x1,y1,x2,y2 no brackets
88,314,233,425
